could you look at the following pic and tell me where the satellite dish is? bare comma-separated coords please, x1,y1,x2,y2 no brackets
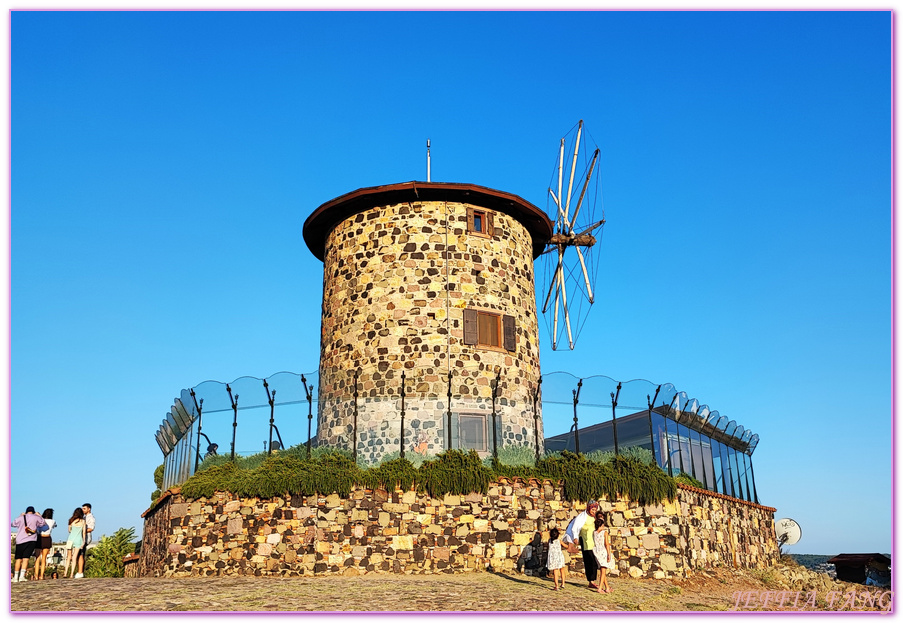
539,120,605,350
776,518,802,546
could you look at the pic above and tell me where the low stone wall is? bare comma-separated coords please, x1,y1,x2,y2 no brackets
138,480,777,579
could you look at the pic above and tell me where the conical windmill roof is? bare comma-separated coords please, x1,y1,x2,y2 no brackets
303,181,553,261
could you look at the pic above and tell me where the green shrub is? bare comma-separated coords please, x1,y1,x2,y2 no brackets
496,444,536,467
85,528,137,578
177,446,680,506
418,450,492,498
361,457,418,492
674,472,704,488
620,446,655,465
584,450,615,465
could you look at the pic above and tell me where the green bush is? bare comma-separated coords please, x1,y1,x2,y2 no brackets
584,450,615,465
674,472,704,488
361,456,418,492
620,445,655,465
85,527,137,578
177,446,680,506
419,450,492,497
495,444,536,467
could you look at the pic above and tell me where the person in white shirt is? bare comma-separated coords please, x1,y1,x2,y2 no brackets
563,500,601,588
75,503,94,579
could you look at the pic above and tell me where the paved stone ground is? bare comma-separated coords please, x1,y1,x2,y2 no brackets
9,568,888,612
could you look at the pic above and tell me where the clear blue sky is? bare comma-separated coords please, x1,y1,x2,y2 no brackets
11,11,890,555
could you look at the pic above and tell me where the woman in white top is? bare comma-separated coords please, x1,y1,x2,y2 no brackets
33,508,55,580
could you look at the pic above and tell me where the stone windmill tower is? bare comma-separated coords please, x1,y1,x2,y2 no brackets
303,181,554,464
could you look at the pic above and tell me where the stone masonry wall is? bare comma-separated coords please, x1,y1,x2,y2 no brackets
317,200,542,464
139,482,777,579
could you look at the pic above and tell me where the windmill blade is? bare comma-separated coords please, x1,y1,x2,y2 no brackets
541,250,564,313
557,138,564,234
576,219,605,237
557,262,575,350
552,259,561,350
568,148,599,234
563,121,583,226
548,188,569,228
575,245,595,304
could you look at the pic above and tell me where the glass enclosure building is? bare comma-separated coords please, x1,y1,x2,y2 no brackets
543,379,760,504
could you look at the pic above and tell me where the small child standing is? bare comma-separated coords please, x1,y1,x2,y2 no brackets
546,527,565,590
593,511,615,594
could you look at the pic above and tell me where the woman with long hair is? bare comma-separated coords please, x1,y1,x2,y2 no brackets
32,508,55,580
64,508,85,579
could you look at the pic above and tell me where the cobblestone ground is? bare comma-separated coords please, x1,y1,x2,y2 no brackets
9,569,888,613
10,572,726,612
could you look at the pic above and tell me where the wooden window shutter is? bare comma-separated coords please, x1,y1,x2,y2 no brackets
463,308,478,345
466,207,475,232
486,211,494,236
503,314,516,351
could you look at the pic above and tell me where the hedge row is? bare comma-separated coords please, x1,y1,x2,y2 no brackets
179,448,684,507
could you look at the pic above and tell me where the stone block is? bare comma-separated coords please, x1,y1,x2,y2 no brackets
513,533,531,546
266,533,281,545
352,546,368,558
434,547,450,561
660,554,677,571
626,535,640,549
393,536,414,551
444,494,461,506
170,504,189,518
258,543,273,556
227,517,243,535
473,519,489,531
642,533,660,549
378,512,391,527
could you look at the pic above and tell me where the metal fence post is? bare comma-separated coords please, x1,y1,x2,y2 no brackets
491,370,501,460
302,374,313,459
572,378,583,454
533,377,542,465
191,390,204,472
400,370,406,459
447,370,453,451
647,384,661,464
226,385,239,461
353,369,360,463
611,382,621,456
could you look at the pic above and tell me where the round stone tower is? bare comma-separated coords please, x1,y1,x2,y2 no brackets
303,181,553,464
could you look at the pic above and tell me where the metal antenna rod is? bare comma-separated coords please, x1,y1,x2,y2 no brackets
427,139,431,182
